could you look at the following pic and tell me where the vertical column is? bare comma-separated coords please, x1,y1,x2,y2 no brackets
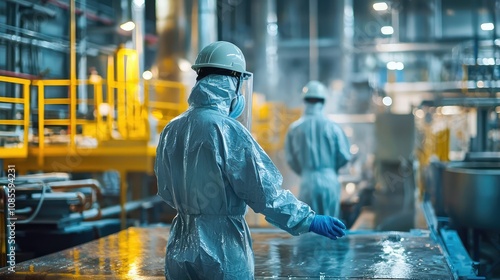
198,0,217,51
252,0,278,99
340,0,354,114
309,0,318,81
132,0,146,102
70,0,77,150
78,0,88,115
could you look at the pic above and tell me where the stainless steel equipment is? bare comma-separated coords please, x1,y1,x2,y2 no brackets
443,161,500,231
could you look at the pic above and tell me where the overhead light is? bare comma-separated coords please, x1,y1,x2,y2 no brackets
381,26,394,35
120,21,136,31
481,22,494,31
133,0,145,7
350,144,359,155
414,109,425,118
440,106,462,115
345,183,356,195
98,103,111,117
387,61,404,70
373,2,389,11
142,70,153,80
178,58,192,72
382,96,392,106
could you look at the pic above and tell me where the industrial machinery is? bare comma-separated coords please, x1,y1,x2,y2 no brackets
417,97,500,279
0,172,164,265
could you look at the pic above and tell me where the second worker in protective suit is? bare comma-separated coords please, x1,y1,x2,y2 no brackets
285,81,352,218
155,42,347,280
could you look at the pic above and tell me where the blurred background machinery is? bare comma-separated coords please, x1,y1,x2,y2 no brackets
0,0,499,278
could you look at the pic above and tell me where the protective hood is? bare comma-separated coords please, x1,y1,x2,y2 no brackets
187,74,237,116
304,102,325,116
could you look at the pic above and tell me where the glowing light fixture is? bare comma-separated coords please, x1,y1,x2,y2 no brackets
120,21,136,31
373,2,389,11
345,183,356,195
481,22,494,31
178,58,192,72
350,144,359,155
382,96,392,106
414,109,425,119
98,103,111,116
133,0,145,6
381,26,394,35
142,70,153,80
440,106,461,116
387,61,404,70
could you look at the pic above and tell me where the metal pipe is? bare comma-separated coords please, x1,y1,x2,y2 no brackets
132,0,146,102
72,195,162,221
0,69,40,80
433,0,442,39
46,179,104,207
309,0,318,81
339,0,354,114
0,23,68,43
391,3,399,43
47,0,113,25
197,0,217,51
4,0,56,18
252,0,277,99
6,2,20,119
78,0,88,115
70,0,77,150
0,30,115,55
266,0,278,99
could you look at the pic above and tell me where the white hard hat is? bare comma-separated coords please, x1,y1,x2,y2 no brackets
192,41,252,78
302,80,327,100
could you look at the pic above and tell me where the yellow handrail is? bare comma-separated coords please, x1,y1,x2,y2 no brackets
0,76,30,158
144,79,188,136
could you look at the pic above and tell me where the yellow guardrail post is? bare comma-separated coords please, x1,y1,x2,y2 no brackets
116,50,126,139
23,82,30,152
143,80,151,142
107,56,115,138
37,81,45,166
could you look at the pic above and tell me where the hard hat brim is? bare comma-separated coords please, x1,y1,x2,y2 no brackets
192,63,252,78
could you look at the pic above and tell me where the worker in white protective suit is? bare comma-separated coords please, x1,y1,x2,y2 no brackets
285,81,352,217
155,41,346,280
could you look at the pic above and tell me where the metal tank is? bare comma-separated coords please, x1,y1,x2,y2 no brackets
442,161,500,231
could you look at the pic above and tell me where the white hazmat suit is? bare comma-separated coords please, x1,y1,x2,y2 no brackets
285,100,352,217
155,75,315,279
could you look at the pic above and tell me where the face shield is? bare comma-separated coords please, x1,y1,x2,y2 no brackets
236,74,253,130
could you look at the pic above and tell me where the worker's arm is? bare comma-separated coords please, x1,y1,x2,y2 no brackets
225,126,314,236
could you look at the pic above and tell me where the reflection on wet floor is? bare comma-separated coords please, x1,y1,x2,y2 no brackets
253,230,453,279
0,227,453,279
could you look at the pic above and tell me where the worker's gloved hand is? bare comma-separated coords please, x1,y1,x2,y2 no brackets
309,215,346,240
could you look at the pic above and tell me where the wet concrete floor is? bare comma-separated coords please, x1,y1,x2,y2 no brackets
0,227,453,279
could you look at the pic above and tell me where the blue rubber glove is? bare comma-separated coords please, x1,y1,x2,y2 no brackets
309,215,346,240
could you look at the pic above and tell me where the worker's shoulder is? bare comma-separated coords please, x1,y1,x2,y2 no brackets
288,118,305,130
165,112,248,136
